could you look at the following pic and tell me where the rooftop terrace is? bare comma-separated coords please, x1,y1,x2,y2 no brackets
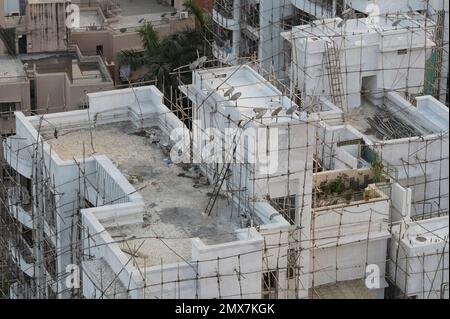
21,51,112,84
42,122,241,267
393,216,449,250
106,0,177,30
289,13,433,39
184,65,306,124
346,94,446,142
114,0,175,16
0,55,27,83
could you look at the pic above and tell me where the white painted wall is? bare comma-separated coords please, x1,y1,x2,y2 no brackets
389,216,449,299
288,18,434,109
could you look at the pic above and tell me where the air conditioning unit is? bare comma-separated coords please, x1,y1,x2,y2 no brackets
178,11,189,19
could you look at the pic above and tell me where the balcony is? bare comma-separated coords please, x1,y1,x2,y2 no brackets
242,2,260,29
9,239,35,278
213,0,239,30
214,0,234,19
8,187,33,229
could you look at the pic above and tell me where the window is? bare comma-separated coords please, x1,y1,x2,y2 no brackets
96,45,104,56
262,271,278,299
397,49,408,55
20,224,34,248
287,248,298,279
213,21,233,52
242,3,260,28
270,195,296,225
0,102,17,120
240,31,258,58
214,0,234,19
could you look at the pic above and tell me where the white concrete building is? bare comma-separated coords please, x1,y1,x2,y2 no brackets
282,14,435,110
3,65,447,299
180,64,406,299
212,0,294,77
2,86,183,297
389,215,449,299
181,64,315,299
347,0,449,104
319,92,449,220
316,94,448,298
3,85,297,299
310,167,393,298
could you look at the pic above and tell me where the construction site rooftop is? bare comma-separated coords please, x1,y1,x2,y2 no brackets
288,13,433,40
185,65,308,124
20,51,112,84
42,121,241,267
115,0,175,17
106,0,178,31
346,95,447,142
392,216,449,250
0,54,27,83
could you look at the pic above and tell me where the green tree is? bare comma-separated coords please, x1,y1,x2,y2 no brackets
117,18,209,94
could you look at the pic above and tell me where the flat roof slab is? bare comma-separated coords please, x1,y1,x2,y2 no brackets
0,55,27,83
44,122,240,267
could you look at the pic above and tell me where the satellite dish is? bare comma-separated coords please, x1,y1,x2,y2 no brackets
286,105,298,115
253,107,267,113
255,109,267,119
224,87,234,98
392,19,402,27
271,106,283,117
230,92,242,101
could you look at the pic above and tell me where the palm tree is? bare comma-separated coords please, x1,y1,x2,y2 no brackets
117,4,210,93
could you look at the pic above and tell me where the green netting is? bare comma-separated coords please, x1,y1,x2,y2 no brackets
424,50,436,95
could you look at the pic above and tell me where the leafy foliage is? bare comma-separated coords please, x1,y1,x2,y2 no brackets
117,18,210,94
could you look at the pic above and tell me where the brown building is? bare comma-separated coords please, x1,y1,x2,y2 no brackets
1,0,195,132
70,1,195,83
0,46,113,133
1,0,69,55
0,54,30,134
193,0,213,12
